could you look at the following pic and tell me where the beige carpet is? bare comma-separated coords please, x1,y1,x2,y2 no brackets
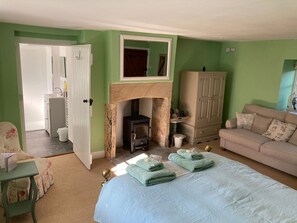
0,154,114,223
1,140,296,222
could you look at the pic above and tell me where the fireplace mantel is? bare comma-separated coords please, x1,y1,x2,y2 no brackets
110,82,173,103
104,82,173,159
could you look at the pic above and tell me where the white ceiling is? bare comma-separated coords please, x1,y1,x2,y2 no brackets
1,0,297,41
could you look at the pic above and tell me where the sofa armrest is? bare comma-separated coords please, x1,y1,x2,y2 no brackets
225,118,237,129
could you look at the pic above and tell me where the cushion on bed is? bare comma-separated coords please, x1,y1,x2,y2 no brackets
219,128,271,152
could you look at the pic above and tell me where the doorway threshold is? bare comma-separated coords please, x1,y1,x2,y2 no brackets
26,130,73,158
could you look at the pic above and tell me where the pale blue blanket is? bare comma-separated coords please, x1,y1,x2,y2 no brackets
94,152,297,223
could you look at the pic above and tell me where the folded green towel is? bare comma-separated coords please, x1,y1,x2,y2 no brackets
177,149,204,160
126,164,176,186
136,158,164,171
168,153,214,172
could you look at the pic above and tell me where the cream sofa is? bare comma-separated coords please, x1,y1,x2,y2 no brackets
219,104,297,177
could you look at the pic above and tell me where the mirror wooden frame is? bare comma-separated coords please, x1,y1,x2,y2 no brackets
120,34,172,81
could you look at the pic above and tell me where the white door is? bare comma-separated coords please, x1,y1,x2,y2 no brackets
68,45,92,169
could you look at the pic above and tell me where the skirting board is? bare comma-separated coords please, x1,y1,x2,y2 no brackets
92,150,105,160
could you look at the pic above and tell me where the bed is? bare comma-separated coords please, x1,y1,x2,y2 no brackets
94,152,297,223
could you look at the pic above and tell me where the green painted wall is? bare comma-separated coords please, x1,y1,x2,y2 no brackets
102,31,113,103
78,30,106,152
173,38,222,108
0,23,22,136
219,40,297,121
0,58,3,120
0,23,80,145
4,22,297,154
0,23,106,153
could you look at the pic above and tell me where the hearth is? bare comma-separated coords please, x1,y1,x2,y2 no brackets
123,99,150,153
105,82,172,160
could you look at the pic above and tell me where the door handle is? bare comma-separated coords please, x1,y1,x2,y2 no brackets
83,99,93,106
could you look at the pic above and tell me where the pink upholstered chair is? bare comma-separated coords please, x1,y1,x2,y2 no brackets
0,122,54,203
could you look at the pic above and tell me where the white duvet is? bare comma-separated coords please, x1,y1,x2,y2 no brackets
94,152,297,223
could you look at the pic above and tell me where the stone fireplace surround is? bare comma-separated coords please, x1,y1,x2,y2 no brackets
104,82,173,160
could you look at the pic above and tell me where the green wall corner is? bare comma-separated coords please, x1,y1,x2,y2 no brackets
220,40,297,121
173,38,222,108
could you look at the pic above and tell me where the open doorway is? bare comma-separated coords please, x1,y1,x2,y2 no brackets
19,43,73,157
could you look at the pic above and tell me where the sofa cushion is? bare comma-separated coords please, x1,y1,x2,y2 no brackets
288,129,297,146
284,112,297,125
219,128,271,152
243,104,286,122
225,118,237,129
236,112,255,130
262,119,296,142
260,141,297,165
251,114,273,134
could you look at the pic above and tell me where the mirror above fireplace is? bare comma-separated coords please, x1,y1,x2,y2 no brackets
120,34,172,81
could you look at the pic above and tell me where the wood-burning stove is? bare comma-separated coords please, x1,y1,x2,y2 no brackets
123,99,150,153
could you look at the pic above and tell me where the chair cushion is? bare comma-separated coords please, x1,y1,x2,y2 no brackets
0,122,21,153
0,122,54,204
219,128,271,151
260,141,297,165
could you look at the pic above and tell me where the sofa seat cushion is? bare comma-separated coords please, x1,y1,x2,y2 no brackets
219,129,271,152
260,141,297,165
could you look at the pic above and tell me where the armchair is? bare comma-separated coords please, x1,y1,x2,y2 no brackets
0,122,54,203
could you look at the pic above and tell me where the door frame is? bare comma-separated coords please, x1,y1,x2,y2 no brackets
15,37,76,152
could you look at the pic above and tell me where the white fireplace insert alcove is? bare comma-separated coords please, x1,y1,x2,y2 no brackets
104,82,172,160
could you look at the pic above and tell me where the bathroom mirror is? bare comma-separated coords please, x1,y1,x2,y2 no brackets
59,56,66,78
120,35,172,81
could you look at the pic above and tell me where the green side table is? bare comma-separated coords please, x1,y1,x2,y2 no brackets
0,161,39,223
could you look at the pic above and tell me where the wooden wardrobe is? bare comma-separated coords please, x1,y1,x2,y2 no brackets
179,71,226,145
